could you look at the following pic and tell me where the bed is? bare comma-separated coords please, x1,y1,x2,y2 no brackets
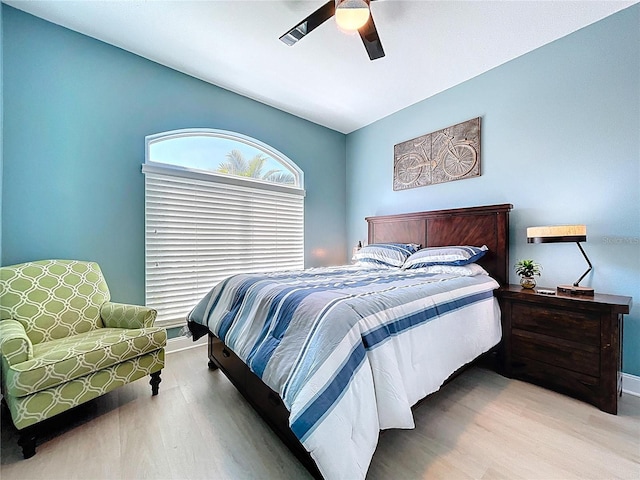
187,203,512,479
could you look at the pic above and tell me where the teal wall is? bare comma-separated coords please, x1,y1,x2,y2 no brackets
346,5,640,375
1,6,347,305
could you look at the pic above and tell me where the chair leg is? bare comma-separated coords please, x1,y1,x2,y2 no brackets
18,426,37,459
150,371,162,396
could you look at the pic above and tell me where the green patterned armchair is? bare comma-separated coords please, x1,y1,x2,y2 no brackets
0,259,166,458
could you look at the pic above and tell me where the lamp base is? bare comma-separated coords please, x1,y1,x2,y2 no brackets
557,284,594,296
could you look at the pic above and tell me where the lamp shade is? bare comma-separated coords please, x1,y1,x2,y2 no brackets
335,0,370,31
527,225,587,244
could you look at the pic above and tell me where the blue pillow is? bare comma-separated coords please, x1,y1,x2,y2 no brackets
402,245,488,269
353,243,420,268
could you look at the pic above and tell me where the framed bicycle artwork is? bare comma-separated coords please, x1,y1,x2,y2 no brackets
393,117,481,191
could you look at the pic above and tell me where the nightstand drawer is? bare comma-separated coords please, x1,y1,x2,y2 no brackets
510,355,599,394
511,302,600,346
511,329,600,377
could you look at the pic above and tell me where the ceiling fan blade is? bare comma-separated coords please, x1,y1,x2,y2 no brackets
280,0,335,46
358,13,385,60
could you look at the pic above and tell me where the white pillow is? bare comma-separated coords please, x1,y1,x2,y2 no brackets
402,245,488,269
353,243,420,268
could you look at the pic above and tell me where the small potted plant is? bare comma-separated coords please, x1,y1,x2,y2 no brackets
514,259,542,289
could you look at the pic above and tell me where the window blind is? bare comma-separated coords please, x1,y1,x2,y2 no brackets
144,168,304,327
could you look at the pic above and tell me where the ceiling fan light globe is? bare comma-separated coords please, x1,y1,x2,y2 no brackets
335,0,370,31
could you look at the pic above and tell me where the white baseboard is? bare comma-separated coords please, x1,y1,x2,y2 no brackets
622,373,640,397
166,334,207,353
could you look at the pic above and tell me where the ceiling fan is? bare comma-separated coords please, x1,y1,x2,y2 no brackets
279,0,385,61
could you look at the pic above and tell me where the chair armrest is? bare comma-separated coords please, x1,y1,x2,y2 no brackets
100,302,158,329
0,320,33,365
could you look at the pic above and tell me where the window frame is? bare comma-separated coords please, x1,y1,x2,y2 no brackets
144,128,304,192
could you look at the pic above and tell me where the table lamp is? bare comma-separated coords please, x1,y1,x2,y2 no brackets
526,225,594,296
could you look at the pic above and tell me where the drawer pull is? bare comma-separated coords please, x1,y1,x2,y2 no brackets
222,348,231,358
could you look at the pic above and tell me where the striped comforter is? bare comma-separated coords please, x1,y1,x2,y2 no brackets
188,265,501,479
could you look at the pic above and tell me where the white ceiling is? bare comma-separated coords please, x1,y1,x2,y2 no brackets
4,0,637,133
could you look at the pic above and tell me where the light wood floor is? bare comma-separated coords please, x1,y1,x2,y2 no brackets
2,345,639,479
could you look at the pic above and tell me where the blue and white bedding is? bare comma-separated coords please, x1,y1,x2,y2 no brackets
188,265,501,479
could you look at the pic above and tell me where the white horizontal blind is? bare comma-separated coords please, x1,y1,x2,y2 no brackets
144,170,304,327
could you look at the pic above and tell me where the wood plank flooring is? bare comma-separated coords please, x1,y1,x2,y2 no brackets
2,345,639,479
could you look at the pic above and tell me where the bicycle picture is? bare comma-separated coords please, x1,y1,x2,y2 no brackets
393,118,481,190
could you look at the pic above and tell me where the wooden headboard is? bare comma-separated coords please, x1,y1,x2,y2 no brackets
366,203,513,285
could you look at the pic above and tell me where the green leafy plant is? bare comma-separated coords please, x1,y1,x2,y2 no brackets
514,259,542,277
216,150,294,184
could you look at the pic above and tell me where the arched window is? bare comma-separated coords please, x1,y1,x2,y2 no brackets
142,129,305,327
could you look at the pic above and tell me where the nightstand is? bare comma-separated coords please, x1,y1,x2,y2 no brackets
495,285,632,414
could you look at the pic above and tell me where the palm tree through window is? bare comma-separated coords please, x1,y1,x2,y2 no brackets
216,149,295,185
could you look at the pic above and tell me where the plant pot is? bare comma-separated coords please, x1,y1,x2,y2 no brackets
520,276,536,289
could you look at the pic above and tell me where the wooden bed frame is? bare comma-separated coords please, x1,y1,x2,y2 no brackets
195,203,512,478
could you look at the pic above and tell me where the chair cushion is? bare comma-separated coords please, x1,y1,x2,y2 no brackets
6,350,165,430
4,327,167,397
